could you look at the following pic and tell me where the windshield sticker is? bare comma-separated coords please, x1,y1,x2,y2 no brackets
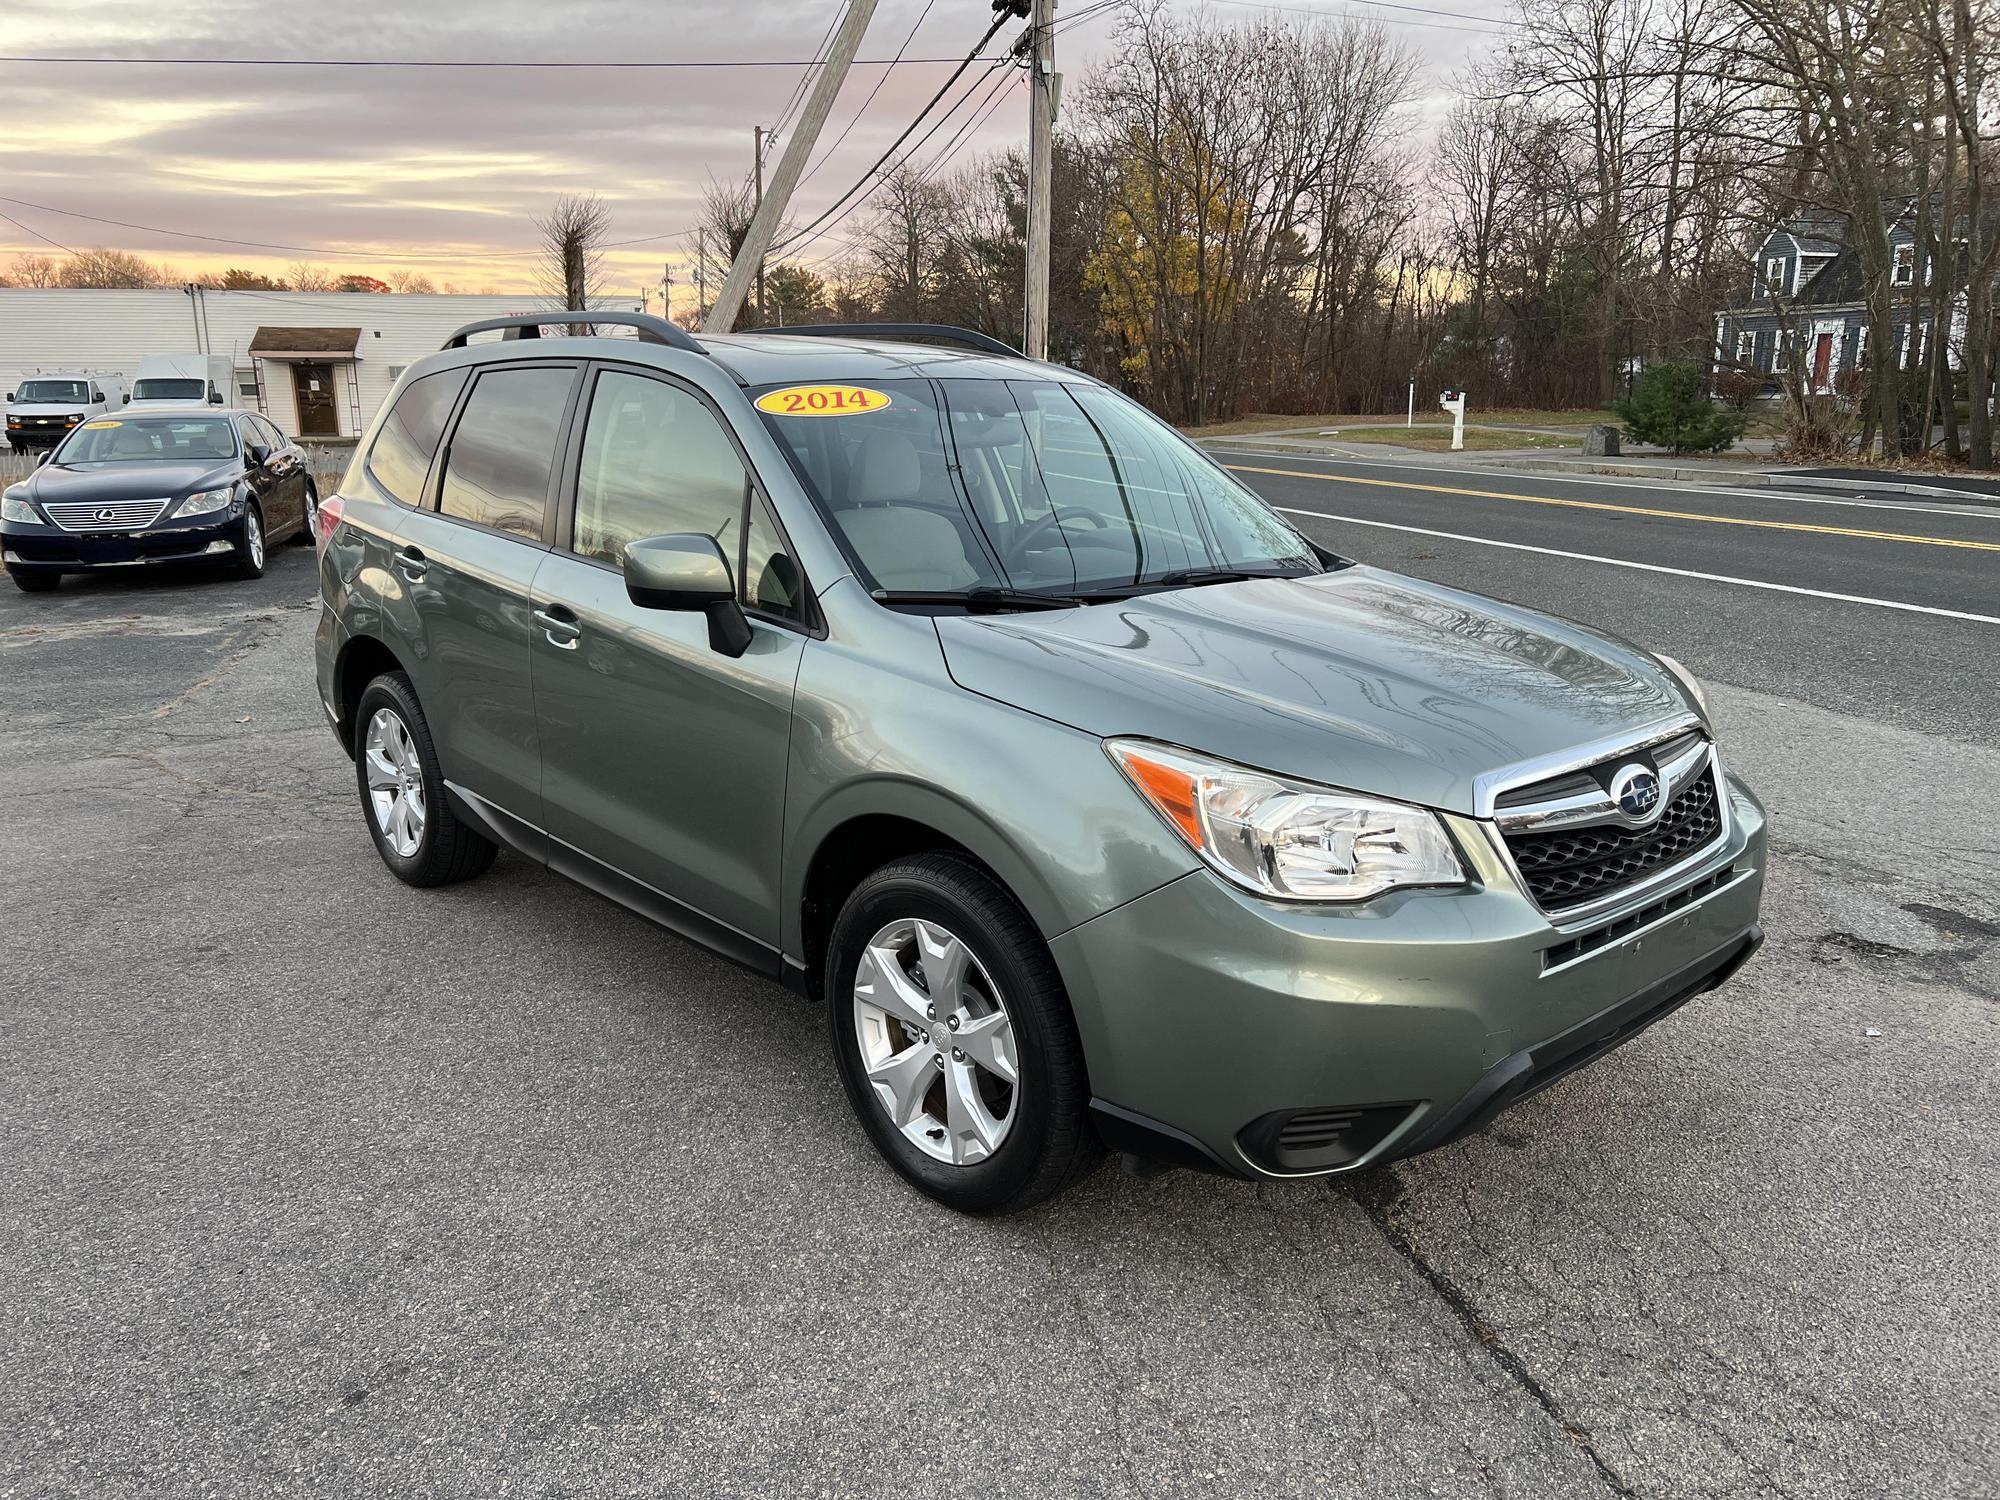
754,385,892,418
82,419,122,428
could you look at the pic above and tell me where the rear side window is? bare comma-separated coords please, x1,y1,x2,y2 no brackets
437,367,573,541
366,368,469,505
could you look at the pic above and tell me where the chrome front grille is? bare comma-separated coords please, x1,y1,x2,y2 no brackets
1485,721,1730,918
40,499,172,532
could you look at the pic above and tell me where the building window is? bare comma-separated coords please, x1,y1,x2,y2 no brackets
236,368,259,400
1764,256,1786,295
1856,326,1870,367
1892,244,1916,287
387,365,408,382
1735,330,1755,365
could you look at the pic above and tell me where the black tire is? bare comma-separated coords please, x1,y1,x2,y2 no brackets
352,671,498,888
826,852,1101,1214
294,481,318,545
232,503,266,580
8,569,59,593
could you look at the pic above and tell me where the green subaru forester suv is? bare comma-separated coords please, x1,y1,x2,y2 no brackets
313,314,1765,1213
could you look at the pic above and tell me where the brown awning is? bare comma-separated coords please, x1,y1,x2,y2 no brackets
247,325,362,359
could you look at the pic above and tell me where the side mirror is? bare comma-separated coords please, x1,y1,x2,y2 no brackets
245,442,271,466
122,393,131,404
4,393,12,402
622,533,751,657
35,449,52,468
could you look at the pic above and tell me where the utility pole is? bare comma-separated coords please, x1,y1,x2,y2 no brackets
695,231,707,318
662,260,674,324
1024,0,1056,361
753,125,768,327
706,0,880,334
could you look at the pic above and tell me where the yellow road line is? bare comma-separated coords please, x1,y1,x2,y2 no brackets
1223,464,2000,554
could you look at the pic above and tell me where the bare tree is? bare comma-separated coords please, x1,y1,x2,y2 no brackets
534,193,611,325
386,269,438,294
287,262,340,291
57,248,169,288
3,254,63,287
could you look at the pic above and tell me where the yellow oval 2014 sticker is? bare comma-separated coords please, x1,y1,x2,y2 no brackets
754,384,891,418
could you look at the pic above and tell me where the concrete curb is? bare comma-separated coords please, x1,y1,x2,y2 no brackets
1196,438,2000,505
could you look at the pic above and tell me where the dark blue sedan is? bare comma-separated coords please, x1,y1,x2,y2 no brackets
1,408,317,593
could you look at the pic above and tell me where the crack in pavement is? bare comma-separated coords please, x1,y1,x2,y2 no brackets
1342,1167,1641,1499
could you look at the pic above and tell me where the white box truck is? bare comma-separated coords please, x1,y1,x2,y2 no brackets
5,370,130,451
129,353,235,408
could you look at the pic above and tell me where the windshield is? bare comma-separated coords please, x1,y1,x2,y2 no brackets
16,380,89,403
133,378,206,401
54,417,237,465
754,377,1319,597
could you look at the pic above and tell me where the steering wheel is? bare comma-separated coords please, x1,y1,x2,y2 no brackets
1011,506,1110,557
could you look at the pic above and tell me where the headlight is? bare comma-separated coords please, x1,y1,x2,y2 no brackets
1655,652,1709,716
2,490,39,523
1106,739,1466,902
176,486,236,518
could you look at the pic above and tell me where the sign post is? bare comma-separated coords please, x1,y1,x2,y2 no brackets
1439,389,1467,451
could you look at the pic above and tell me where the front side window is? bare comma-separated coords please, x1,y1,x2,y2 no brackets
55,417,236,465
437,366,572,540
367,367,469,505
571,370,749,565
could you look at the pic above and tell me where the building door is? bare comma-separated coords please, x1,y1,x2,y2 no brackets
294,363,339,436
1811,334,1834,391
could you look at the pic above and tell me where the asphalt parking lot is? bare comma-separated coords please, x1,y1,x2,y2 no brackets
3,497,1996,1498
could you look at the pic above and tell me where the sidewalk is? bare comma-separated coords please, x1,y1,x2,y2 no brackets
1197,426,2000,505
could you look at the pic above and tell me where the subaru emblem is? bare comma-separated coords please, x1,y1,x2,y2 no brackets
1610,763,1663,823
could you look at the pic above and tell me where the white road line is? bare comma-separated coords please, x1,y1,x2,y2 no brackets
1269,505,2000,626
1206,446,2000,522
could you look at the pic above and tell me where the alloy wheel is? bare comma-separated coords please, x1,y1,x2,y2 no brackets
853,918,1019,1165
245,508,264,569
363,707,427,857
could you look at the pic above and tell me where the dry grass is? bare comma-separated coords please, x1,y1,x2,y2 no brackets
1316,426,1582,452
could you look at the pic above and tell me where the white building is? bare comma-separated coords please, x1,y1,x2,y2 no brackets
0,288,643,444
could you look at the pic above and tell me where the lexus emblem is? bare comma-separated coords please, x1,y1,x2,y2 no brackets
93,508,118,523
1610,763,1663,824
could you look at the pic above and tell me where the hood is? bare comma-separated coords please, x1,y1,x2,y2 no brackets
934,566,1693,816
28,461,239,505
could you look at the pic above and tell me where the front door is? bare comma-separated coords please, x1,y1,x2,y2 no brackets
294,362,339,436
530,365,809,960
1811,334,1834,390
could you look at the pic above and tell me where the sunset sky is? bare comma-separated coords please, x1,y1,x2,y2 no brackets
0,0,1505,306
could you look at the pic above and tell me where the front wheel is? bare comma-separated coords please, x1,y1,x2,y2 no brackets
232,504,266,580
352,672,497,887
295,481,318,545
827,853,1101,1213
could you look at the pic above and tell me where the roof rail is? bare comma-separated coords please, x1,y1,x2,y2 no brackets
440,311,706,355
764,323,1023,358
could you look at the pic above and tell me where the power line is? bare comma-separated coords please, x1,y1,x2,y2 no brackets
0,208,79,257
770,7,848,140
0,51,986,69
796,0,941,194
772,10,1020,255
1201,0,1512,37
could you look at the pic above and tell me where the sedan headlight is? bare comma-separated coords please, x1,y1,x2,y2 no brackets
1106,739,1466,902
1654,652,1709,716
1,489,39,523
176,486,236,518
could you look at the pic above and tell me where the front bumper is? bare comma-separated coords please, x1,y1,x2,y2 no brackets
1056,773,1768,1178
2,511,247,573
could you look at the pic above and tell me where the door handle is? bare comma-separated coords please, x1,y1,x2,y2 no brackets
395,546,427,581
533,606,582,649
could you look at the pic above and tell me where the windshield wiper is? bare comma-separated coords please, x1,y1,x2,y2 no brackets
1075,565,1318,598
872,587,1080,614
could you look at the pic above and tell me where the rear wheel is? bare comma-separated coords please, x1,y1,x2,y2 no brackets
7,569,59,593
352,672,497,887
232,504,266,580
827,852,1100,1213
295,481,318,545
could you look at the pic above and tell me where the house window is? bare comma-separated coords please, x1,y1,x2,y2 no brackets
236,368,259,400
1735,330,1755,366
1892,244,1916,287
1764,256,1786,295
387,365,408,382
1773,334,1792,374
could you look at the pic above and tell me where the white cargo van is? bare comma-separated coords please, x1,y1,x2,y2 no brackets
5,371,130,451
129,354,234,408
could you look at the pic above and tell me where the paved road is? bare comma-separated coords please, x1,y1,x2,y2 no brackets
2,495,1996,1499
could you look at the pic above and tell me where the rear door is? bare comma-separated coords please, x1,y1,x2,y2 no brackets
529,363,811,962
394,360,581,840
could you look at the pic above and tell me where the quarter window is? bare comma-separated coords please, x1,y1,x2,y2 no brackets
572,370,749,565
367,368,470,506
437,366,573,540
